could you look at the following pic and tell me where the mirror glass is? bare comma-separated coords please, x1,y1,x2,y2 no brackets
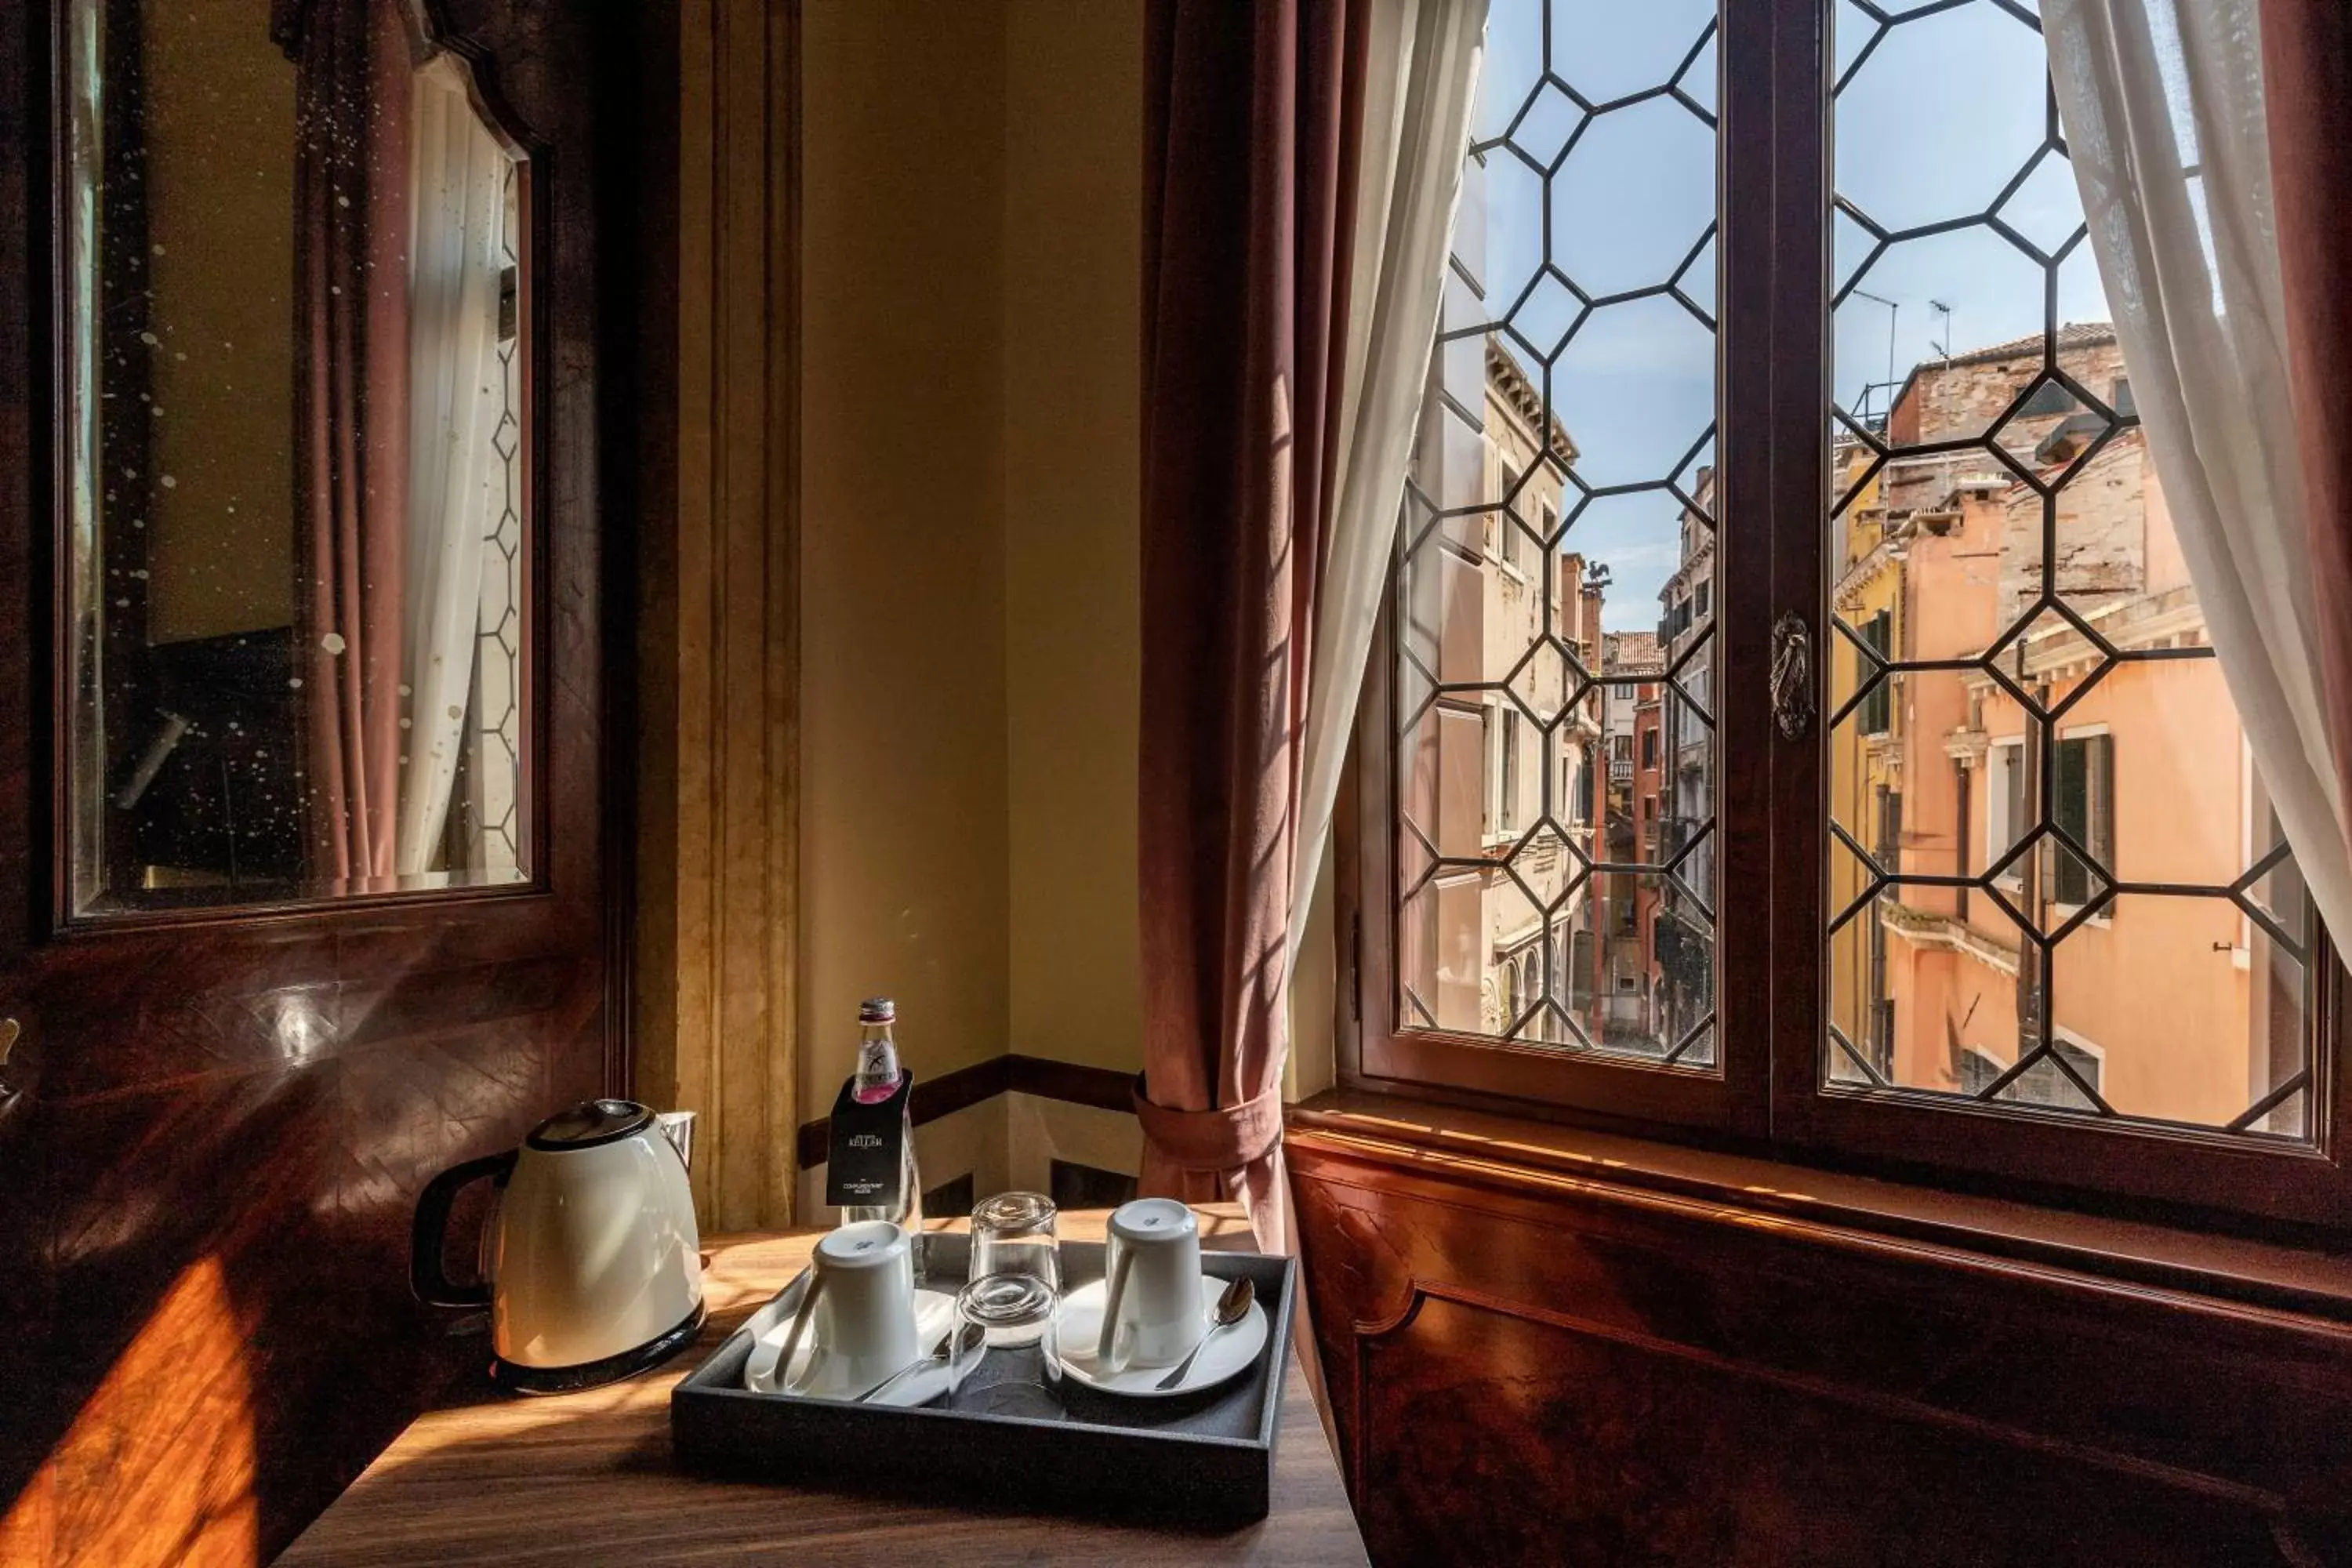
63,0,531,914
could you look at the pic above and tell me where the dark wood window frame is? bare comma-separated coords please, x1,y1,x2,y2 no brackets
1334,0,2352,1236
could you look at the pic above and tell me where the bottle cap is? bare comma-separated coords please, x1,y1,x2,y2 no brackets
858,997,896,1025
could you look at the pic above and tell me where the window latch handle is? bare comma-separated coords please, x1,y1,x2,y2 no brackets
1770,614,1813,740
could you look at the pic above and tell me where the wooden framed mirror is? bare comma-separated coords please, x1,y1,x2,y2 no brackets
57,0,540,916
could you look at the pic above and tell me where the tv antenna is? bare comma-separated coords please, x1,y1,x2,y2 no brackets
1929,299,1955,360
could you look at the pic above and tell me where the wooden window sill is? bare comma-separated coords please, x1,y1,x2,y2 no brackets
1288,1088,2352,1326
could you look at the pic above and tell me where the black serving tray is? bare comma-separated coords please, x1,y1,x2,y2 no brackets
670,1231,1297,1528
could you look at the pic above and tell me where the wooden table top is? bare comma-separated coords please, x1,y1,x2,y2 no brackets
277,1206,1367,1566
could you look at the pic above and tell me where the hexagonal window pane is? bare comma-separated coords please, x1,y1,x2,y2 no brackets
1835,2,2049,236
1399,694,1490,860
1555,871,1712,1061
1399,871,1490,1034
1831,882,2038,1093
1546,0,1718,107
1472,151,1548,313
2052,894,2306,1131
2097,656,2278,887
1552,294,1715,489
1829,666,1978,884
1547,96,1715,300
1836,226,2049,441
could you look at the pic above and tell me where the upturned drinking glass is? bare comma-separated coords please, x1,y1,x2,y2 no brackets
967,1190,1061,1308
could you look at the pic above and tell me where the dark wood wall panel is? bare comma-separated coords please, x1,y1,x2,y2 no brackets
0,3,677,1563
1290,1131,2352,1568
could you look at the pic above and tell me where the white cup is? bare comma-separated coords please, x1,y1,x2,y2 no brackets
1096,1198,1203,1373
792,1220,918,1393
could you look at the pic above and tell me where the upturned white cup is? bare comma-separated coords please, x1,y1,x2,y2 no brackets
1096,1197,1203,1373
801,1220,919,1392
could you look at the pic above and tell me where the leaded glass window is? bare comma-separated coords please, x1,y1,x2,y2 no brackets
1392,0,1719,1065
1824,0,2312,1138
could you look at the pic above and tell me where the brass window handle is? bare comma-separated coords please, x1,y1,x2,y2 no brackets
1770,614,1813,740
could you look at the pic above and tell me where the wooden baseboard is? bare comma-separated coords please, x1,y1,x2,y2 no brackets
794,1054,1134,1170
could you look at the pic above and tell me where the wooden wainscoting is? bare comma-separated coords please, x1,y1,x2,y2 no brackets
1289,1107,2352,1568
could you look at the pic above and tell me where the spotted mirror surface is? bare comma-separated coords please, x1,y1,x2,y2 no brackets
62,0,532,913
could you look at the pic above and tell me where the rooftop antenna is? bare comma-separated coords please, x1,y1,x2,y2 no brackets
1929,299,1955,360
1850,288,1900,423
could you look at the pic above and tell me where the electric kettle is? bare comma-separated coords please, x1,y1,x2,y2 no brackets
412,1099,705,1392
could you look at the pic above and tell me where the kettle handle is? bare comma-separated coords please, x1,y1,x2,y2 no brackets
411,1149,517,1308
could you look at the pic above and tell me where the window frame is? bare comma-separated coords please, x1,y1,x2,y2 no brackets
1335,0,2352,1232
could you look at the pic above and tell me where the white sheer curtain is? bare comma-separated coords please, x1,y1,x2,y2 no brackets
1287,0,1487,971
2044,0,2352,951
394,57,509,877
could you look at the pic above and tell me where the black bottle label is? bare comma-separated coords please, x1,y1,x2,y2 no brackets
825,1070,913,1209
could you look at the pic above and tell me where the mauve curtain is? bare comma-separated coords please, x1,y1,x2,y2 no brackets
1137,0,1365,1247
288,0,411,891
2263,0,2352,851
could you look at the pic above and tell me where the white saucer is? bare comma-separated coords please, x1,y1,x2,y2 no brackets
744,1287,959,1405
1053,1274,1268,1399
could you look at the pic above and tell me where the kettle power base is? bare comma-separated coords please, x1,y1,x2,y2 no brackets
670,1233,1298,1530
494,1302,708,1396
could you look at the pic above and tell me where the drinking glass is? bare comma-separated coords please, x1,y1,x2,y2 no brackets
948,1273,1063,1419
967,1191,1060,1302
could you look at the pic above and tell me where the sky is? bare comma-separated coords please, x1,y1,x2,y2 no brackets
1470,0,2111,628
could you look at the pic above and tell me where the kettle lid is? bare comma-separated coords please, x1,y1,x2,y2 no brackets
526,1098,652,1152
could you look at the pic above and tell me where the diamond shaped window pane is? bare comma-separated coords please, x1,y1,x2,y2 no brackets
1498,80,1581,169
1504,270,1583,365
1987,602,2112,716
1506,641,1577,730
1994,147,2089,260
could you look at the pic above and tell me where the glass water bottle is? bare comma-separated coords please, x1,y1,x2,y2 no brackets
840,997,923,1231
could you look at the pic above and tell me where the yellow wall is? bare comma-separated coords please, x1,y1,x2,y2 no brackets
139,0,295,644
800,1,1011,1096
799,0,1146,1103
1003,1,1146,1073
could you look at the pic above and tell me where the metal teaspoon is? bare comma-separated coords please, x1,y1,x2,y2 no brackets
1154,1275,1255,1391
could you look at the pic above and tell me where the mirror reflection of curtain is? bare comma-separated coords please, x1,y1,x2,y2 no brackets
395,57,506,877
289,0,409,890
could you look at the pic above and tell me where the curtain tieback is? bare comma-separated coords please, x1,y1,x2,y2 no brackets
1131,1074,1283,1173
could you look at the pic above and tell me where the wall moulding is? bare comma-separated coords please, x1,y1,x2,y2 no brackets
639,0,800,1229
